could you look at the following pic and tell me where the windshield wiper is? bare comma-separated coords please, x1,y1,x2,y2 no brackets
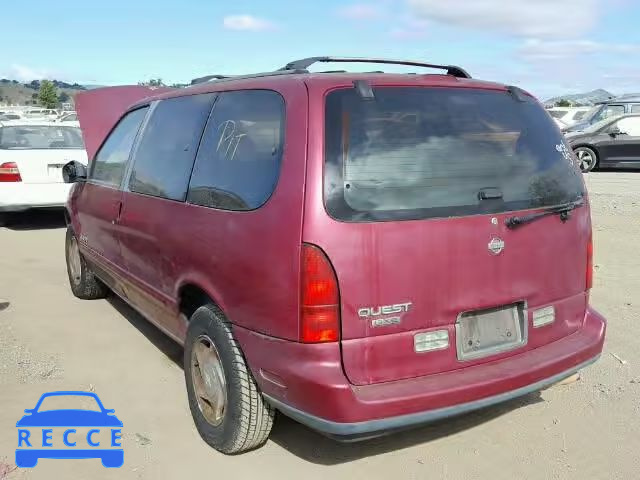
505,199,584,230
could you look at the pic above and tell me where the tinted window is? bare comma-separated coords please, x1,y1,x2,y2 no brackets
631,105,640,113
187,90,284,210
592,104,625,123
62,113,78,121
0,126,83,149
129,94,215,201
91,107,148,187
325,87,584,222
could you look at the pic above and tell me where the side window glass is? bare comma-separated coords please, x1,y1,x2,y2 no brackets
187,90,285,210
91,107,148,187
129,94,215,201
631,105,640,113
604,105,625,119
616,117,640,136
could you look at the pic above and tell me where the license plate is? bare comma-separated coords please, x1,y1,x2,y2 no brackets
455,303,527,361
48,164,65,182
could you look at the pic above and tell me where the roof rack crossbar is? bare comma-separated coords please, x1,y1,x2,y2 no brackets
280,57,471,78
189,69,306,86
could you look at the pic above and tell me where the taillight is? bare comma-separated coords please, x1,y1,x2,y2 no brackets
0,162,21,182
586,233,593,290
300,244,340,343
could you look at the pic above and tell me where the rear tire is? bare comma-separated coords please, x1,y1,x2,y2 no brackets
184,304,274,454
65,227,109,299
0,212,13,227
574,146,598,173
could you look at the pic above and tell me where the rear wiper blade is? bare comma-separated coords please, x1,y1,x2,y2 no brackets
505,199,584,230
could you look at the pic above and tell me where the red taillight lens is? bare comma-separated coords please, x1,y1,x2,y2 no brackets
586,233,593,290
0,162,21,182
300,244,339,343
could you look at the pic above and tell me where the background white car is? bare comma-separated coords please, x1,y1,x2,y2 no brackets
56,112,80,127
0,122,87,221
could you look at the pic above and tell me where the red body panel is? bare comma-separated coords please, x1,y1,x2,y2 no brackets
74,79,309,341
303,78,592,385
76,85,173,161
235,307,605,423
69,71,606,435
71,183,123,265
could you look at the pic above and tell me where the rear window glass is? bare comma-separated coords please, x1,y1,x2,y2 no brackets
325,87,584,222
0,125,84,150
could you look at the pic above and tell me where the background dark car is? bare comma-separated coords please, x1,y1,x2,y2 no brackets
564,96,640,133
567,114,640,172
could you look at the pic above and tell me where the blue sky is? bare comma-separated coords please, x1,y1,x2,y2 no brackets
2,0,639,99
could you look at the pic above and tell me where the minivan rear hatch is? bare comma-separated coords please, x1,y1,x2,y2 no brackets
308,83,589,386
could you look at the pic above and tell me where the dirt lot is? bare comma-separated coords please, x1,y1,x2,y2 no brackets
1,172,639,480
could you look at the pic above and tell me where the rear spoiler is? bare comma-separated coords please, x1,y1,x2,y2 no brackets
75,85,174,161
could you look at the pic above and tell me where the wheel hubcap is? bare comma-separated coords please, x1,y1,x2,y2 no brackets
68,236,82,285
191,335,227,426
576,149,595,171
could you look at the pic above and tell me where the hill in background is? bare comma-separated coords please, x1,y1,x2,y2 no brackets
0,79,86,107
543,89,615,107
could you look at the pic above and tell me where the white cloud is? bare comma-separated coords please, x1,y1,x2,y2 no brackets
519,39,640,61
406,0,600,38
337,4,383,20
4,64,54,82
222,14,275,31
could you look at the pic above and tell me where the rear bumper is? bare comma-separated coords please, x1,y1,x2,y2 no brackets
266,356,598,439
236,306,606,438
0,183,71,212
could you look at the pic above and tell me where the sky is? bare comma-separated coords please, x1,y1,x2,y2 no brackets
1,0,639,99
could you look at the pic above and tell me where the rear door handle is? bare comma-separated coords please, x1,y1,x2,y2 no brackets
112,201,123,224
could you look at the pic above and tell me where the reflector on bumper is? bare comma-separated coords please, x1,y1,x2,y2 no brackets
414,330,449,353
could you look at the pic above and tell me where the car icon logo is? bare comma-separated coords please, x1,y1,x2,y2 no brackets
15,391,123,468
488,237,505,255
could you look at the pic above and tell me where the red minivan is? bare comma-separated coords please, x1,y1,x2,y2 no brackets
63,57,606,454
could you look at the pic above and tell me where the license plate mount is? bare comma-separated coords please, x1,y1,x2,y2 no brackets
456,302,527,361
47,164,65,182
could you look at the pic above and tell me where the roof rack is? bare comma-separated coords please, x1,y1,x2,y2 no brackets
189,69,307,86
279,56,471,79
190,56,471,87
190,74,230,85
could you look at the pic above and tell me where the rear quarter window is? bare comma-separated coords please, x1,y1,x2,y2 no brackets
325,87,584,222
187,90,285,211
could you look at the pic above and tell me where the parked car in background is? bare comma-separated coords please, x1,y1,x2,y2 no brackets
56,112,79,126
547,107,591,127
64,58,605,454
0,122,87,224
566,114,640,172
58,112,77,121
552,117,567,129
24,108,58,119
0,112,25,122
564,96,640,133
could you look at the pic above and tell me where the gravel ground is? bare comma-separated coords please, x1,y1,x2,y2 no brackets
0,172,639,479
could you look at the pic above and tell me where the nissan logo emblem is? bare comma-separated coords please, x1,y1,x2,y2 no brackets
488,237,505,255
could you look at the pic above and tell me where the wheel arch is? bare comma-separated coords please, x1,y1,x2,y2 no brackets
177,281,227,323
